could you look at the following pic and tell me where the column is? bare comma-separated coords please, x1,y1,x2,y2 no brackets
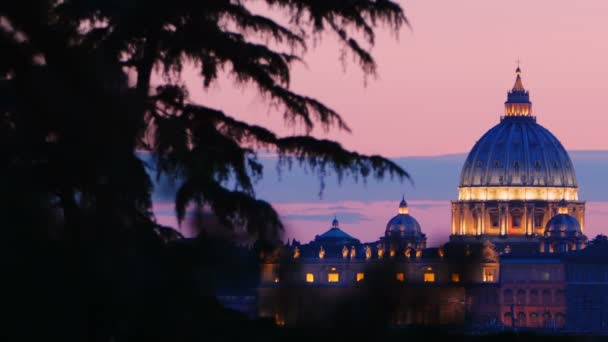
525,203,534,236
451,202,458,235
459,203,466,235
480,203,486,235
577,205,585,233
505,202,510,235
499,202,508,236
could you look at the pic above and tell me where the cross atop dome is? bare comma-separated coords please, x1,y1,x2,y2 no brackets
512,66,525,92
504,65,533,117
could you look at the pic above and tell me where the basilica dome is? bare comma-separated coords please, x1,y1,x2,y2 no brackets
459,118,577,188
457,67,578,201
385,198,422,237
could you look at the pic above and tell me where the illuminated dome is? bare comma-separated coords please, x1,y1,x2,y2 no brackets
458,67,578,201
545,200,581,235
545,214,581,235
385,198,422,237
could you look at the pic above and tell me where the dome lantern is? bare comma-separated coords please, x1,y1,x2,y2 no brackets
398,195,409,214
505,66,532,117
557,199,569,214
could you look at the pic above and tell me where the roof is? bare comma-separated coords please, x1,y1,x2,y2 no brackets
316,227,358,241
459,117,578,188
561,243,608,263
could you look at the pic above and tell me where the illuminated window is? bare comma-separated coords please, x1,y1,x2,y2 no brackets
328,273,340,283
424,273,435,282
396,272,405,282
483,268,495,282
356,273,365,282
262,264,276,282
306,273,314,283
451,273,461,282
274,312,285,326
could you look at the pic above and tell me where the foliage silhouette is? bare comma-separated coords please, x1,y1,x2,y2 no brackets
0,0,409,243
0,0,409,341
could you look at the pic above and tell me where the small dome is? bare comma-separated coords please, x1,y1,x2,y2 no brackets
545,214,581,235
386,215,422,236
314,217,360,246
385,198,422,236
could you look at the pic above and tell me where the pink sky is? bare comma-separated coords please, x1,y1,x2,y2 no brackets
182,0,608,157
160,1,608,243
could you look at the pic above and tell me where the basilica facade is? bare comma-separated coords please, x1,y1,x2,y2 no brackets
257,68,593,330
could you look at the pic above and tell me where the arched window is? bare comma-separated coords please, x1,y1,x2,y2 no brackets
503,289,514,304
516,289,526,305
555,312,566,328
529,312,539,327
543,311,552,328
529,289,539,305
517,312,527,327
503,312,513,327
542,289,552,305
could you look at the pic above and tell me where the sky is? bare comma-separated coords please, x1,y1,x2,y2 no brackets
182,0,608,157
157,0,608,245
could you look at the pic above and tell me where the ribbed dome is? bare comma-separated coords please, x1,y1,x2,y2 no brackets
385,197,424,239
545,214,581,235
385,214,422,236
459,116,577,188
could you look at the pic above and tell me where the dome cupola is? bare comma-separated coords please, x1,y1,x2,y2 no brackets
458,67,578,201
386,196,423,237
505,65,532,116
542,199,587,253
545,214,581,235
